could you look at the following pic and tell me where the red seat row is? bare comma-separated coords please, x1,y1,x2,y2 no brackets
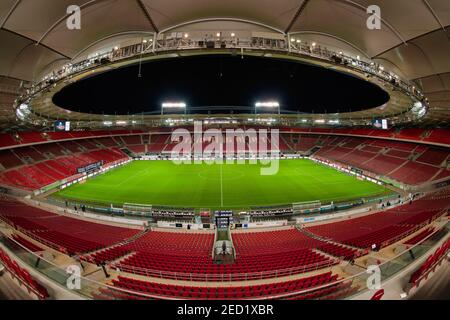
307,192,449,250
0,199,139,255
105,271,344,300
409,238,450,287
0,248,49,299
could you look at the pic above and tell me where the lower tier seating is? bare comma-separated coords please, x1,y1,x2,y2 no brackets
404,228,435,246
11,234,43,252
409,238,450,288
99,271,348,300
306,192,449,250
108,228,337,281
0,199,139,255
0,248,49,299
0,148,128,190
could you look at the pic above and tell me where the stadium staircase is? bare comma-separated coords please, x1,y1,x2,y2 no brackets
296,226,367,261
213,228,235,265
80,229,149,265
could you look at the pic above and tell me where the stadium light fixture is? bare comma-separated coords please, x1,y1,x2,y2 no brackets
161,102,187,115
255,101,280,114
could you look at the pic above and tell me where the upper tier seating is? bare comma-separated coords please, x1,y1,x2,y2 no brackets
0,130,449,191
17,132,45,144
13,147,46,162
0,133,19,148
396,128,426,141
1,128,449,151
128,145,146,153
0,150,24,169
423,129,450,145
120,135,142,145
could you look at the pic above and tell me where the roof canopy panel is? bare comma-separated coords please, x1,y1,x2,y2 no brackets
376,29,450,80
40,0,155,57
141,0,299,32
3,0,88,41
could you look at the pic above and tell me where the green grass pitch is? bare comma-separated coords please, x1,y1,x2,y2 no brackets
54,159,390,209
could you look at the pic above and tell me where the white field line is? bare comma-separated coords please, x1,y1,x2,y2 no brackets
220,164,224,207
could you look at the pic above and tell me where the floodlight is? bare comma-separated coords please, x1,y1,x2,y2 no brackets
161,102,187,115
255,101,280,114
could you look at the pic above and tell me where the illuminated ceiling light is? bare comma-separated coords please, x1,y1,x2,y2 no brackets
184,33,189,38
314,119,325,124
290,38,295,42
231,32,235,37
216,32,221,37
356,55,360,60
296,39,301,43
143,39,148,43
312,42,316,47
339,51,343,55
114,46,119,51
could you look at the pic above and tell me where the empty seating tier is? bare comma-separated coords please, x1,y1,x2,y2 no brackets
103,271,347,300
306,193,448,250
0,199,139,255
0,248,49,299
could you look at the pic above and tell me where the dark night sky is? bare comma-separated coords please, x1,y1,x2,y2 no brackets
53,54,390,115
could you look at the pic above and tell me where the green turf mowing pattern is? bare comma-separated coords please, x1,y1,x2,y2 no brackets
55,159,390,210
